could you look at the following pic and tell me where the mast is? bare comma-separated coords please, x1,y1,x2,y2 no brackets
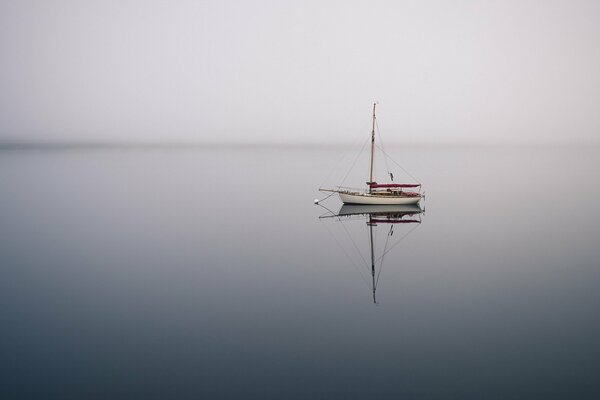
368,215,377,304
368,102,376,193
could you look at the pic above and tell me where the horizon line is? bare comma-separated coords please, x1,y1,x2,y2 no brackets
0,139,598,151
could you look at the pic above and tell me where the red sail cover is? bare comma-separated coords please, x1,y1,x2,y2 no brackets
368,183,421,188
370,219,421,224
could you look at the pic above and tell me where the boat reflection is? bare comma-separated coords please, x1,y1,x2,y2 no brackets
319,204,424,304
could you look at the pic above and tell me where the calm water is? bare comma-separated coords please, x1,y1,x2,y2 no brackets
1,145,599,399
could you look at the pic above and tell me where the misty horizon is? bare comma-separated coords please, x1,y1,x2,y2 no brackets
1,137,599,149
2,0,599,146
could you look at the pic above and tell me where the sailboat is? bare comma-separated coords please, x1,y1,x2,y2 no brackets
319,103,423,205
319,203,423,303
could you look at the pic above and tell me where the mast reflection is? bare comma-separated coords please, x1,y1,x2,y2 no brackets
320,204,423,304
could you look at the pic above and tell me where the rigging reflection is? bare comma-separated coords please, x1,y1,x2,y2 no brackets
319,204,424,304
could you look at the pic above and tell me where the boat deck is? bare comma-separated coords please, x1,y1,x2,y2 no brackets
343,190,421,198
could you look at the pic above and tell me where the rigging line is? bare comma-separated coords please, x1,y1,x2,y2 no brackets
319,120,372,189
317,203,338,218
375,119,392,178
374,223,421,264
319,138,361,189
319,219,372,291
316,191,337,203
375,225,393,289
339,217,370,272
340,135,370,187
374,144,421,183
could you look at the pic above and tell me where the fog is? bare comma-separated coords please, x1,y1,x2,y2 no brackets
1,0,599,145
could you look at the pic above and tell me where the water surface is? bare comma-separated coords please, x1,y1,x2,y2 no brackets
1,145,599,399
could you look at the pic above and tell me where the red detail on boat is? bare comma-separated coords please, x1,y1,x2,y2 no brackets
370,219,421,224
368,183,421,188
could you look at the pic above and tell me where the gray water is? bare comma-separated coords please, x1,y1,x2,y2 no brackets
1,145,599,399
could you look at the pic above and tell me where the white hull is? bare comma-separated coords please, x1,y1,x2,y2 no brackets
339,192,422,205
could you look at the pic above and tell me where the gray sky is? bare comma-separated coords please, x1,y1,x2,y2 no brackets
1,0,599,145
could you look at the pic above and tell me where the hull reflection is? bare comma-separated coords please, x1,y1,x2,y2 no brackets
337,204,423,217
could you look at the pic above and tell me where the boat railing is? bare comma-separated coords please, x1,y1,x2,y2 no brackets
335,186,368,194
